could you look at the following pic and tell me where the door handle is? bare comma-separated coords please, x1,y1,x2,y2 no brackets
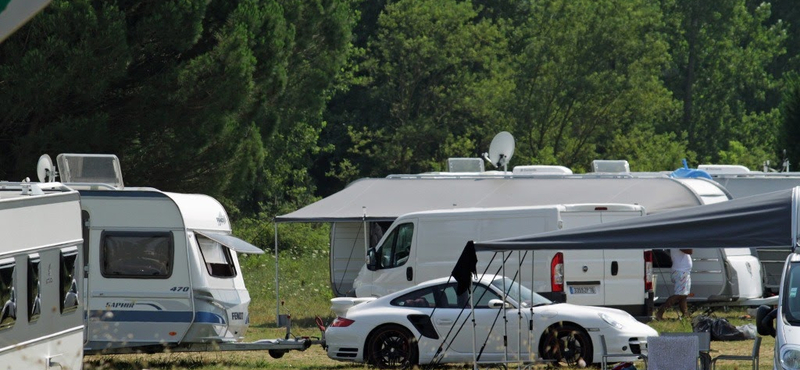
436,319,453,325
406,266,413,281
611,261,619,276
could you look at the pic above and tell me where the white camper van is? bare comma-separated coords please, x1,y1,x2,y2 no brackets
0,181,84,370
352,204,653,319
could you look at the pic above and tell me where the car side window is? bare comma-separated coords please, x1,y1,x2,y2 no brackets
390,287,435,308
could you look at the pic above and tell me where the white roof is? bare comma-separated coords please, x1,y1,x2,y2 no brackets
277,177,729,222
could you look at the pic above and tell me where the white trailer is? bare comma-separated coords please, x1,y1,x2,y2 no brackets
0,181,84,370
43,153,315,356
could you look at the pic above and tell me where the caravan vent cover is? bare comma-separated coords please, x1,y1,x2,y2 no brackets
592,160,630,173
56,154,124,188
697,164,751,175
512,165,573,175
447,158,484,173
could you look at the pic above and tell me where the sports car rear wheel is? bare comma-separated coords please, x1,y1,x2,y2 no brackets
539,323,593,366
367,324,418,369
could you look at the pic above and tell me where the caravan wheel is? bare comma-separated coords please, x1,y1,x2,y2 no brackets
539,323,593,366
366,324,418,369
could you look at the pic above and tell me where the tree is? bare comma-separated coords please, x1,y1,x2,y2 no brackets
778,73,800,170
0,0,357,217
322,0,512,183
659,0,785,163
508,0,678,171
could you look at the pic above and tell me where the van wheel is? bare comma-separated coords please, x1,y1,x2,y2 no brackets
539,323,593,366
366,324,418,369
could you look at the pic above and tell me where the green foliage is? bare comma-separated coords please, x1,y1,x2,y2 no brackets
660,0,785,162
779,73,800,169
607,128,693,172
0,0,356,219
509,0,677,171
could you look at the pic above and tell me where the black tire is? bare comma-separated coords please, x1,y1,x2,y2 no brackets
366,324,418,369
268,349,286,359
539,323,593,367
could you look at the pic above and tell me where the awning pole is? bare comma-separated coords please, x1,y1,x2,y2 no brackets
793,187,799,253
275,221,280,325
470,281,478,370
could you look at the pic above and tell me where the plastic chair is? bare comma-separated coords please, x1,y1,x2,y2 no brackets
647,335,698,370
661,332,711,369
710,336,761,370
601,335,647,369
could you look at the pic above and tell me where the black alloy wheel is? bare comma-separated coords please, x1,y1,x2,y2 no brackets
367,324,418,369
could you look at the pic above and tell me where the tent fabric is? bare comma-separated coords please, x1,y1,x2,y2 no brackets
276,177,726,223
473,187,797,252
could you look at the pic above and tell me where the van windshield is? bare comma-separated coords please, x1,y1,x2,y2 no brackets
490,277,552,307
783,262,800,324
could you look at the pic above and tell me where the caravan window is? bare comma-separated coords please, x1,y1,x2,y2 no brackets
60,249,79,314
27,255,40,322
196,234,237,278
0,260,15,330
376,223,414,269
100,231,173,279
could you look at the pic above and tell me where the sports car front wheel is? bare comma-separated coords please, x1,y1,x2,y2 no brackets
539,323,593,366
367,324,418,369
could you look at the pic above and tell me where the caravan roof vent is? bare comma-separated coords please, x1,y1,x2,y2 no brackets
697,164,751,175
512,165,573,175
591,160,630,173
56,153,124,188
447,158,485,173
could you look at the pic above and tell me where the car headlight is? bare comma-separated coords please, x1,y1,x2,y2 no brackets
599,313,624,330
781,345,800,369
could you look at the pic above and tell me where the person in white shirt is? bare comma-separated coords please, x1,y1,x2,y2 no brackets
655,248,693,320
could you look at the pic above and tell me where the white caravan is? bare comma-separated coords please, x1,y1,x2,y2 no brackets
0,181,84,370
43,153,311,356
353,204,652,319
277,171,763,309
699,163,800,294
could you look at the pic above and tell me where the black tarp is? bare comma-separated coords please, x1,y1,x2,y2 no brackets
473,187,797,252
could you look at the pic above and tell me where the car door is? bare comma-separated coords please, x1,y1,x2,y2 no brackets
429,283,522,361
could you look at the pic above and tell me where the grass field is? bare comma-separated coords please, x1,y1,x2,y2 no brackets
84,251,775,369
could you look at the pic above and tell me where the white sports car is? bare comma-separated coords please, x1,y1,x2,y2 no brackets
325,275,657,368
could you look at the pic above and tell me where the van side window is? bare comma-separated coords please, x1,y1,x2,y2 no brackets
100,231,173,279
196,234,236,278
27,255,41,322
0,260,15,329
60,249,80,314
376,223,414,269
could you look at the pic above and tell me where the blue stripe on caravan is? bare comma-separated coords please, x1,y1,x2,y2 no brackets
89,310,226,324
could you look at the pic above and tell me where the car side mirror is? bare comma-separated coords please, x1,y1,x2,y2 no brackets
366,248,377,271
756,304,776,337
487,299,511,309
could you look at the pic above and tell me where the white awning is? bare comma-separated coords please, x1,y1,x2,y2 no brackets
195,231,264,255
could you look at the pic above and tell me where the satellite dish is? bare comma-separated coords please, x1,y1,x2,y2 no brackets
36,154,55,183
484,131,515,171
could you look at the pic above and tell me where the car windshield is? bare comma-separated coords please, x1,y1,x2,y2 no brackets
490,277,551,308
783,262,800,324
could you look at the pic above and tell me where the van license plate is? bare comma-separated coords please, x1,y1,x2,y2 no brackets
569,286,597,294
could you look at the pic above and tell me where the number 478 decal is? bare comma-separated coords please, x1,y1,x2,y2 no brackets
170,286,190,292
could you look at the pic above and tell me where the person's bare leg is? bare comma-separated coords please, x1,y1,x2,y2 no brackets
678,295,689,318
656,295,682,319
